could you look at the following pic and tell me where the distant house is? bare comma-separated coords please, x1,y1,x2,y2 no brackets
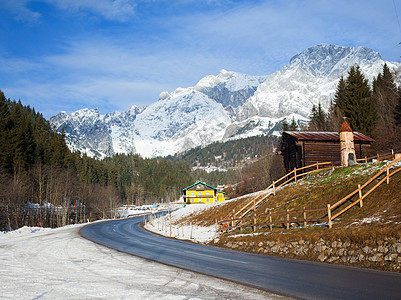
279,129,374,173
183,181,225,204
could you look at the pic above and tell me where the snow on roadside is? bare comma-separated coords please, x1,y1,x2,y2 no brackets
0,223,280,299
2,225,52,236
145,204,219,243
144,189,273,243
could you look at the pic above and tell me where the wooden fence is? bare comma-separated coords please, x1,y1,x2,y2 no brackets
223,162,333,232
219,151,401,234
220,207,329,233
327,155,401,228
356,148,401,163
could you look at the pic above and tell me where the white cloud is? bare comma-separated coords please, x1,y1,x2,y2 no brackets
0,0,137,23
48,0,137,21
0,0,41,23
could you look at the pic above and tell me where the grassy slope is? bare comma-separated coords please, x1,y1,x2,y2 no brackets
177,161,401,271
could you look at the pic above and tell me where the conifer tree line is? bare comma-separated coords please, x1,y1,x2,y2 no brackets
167,135,278,168
0,90,195,230
283,64,401,153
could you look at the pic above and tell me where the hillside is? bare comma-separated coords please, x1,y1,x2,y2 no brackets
172,159,401,272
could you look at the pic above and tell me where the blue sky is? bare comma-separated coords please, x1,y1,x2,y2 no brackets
1,0,400,118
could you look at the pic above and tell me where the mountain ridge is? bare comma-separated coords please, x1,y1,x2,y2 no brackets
50,44,400,159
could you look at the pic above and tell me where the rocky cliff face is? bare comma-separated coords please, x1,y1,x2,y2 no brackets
49,44,400,158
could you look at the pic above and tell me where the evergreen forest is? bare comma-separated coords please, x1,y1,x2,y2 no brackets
0,91,197,230
166,135,279,168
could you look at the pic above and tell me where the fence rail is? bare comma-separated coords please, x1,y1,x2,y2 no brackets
356,149,401,163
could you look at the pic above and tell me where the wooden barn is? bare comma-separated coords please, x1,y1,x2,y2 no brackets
279,130,374,173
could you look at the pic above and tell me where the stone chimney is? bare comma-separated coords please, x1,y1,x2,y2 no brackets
340,120,357,166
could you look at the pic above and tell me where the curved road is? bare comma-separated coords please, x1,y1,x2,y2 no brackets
80,215,401,299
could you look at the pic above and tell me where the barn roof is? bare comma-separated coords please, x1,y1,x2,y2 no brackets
279,131,374,152
283,131,374,143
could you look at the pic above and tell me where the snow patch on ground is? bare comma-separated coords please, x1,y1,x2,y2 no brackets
144,189,274,243
145,204,219,243
348,217,382,227
0,223,279,299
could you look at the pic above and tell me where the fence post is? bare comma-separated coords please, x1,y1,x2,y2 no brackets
327,204,332,229
269,211,272,231
303,207,307,227
392,149,394,159
273,181,276,196
386,162,390,184
286,209,290,229
232,209,235,230
169,212,172,238
253,197,256,232
294,167,297,182
317,162,319,170
358,184,363,207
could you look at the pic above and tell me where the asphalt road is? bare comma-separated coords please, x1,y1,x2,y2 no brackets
80,215,401,299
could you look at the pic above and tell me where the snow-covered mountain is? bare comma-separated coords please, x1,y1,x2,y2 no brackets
49,44,400,158
50,106,145,157
237,44,394,121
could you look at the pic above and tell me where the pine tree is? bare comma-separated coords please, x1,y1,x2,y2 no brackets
0,91,12,170
309,104,318,123
334,66,375,134
33,113,52,165
334,77,346,109
0,90,9,127
281,119,289,131
395,88,401,127
9,101,36,172
289,117,298,131
381,63,396,92
308,102,327,130
371,64,400,150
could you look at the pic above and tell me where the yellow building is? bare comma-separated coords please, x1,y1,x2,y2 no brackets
183,181,225,204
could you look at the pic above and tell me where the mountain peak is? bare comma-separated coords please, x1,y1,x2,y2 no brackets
288,44,382,77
